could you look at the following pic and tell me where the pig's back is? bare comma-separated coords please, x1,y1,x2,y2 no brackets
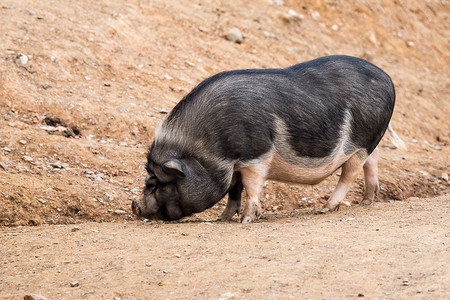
164,55,395,162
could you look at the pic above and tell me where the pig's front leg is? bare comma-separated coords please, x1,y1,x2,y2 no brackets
239,164,267,224
218,174,243,221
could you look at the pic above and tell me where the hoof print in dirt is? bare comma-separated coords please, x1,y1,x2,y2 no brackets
41,117,81,138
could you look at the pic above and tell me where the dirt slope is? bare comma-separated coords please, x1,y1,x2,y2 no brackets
0,0,449,297
0,0,448,226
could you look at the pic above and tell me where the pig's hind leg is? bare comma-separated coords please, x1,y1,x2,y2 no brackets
218,173,243,221
320,151,367,213
361,147,379,205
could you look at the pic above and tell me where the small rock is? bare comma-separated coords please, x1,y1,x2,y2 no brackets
114,210,127,215
175,254,181,258
84,169,94,175
145,262,152,267
311,11,320,20
0,162,7,170
219,292,235,300
331,24,339,31
369,32,377,45
17,54,28,65
406,41,415,47
282,9,304,23
441,172,448,181
130,188,141,195
50,161,65,169
85,76,91,81
23,156,33,162
71,226,80,232
3,147,12,152
159,108,169,114
225,28,243,44
403,278,409,286
27,9,36,15
19,140,27,145
24,294,48,300
70,281,80,287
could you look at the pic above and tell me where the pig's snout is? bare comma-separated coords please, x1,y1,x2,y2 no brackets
131,200,142,216
132,193,160,218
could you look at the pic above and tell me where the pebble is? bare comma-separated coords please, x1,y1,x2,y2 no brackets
24,295,48,300
0,162,7,170
225,28,243,44
219,292,235,300
130,188,141,194
331,24,339,31
174,254,181,258
441,172,448,181
114,210,126,215
145,262,152,267
17,54,28,65
19,140,27,145
51,161,68,169
23,156,33,162
403,277,410,286
311,11,320,20
70,281,80,287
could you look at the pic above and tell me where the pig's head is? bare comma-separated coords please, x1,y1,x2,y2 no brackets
132,141,233,221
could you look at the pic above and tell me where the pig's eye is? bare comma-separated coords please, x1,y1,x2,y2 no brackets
145,177,159,192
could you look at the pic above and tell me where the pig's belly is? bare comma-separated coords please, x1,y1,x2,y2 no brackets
267,150,352,185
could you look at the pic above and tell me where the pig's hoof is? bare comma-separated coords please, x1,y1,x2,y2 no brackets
218,206,239,221
360,199,372,206
241,216,254,224
318,207,331,214
131,200,142,216
318,204,339,214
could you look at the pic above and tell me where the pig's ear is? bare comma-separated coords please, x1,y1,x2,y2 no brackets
162,159,186,178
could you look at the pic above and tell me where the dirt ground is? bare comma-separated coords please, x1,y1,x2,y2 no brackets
0,0,449,299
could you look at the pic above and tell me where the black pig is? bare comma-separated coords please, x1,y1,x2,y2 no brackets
132,55,404,223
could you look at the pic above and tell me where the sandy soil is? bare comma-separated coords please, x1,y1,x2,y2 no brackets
0,0,449,298
1,195,449,299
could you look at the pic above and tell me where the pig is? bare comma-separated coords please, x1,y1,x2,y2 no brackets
132,55,404,223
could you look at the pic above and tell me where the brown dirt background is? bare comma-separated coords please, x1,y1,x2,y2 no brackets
0,0,449,299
